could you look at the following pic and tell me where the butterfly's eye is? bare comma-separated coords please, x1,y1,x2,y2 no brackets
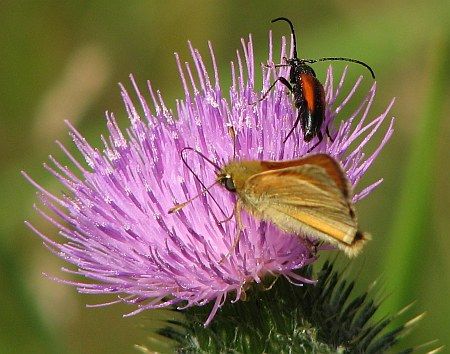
223,176,236,192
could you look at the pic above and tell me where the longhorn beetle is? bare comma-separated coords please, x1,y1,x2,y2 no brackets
259,17,375,152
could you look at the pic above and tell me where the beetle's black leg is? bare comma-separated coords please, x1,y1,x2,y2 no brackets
306,130,324,153
326,125,335,142
273,64,291,68
283,103,305,143
264,56,289,68
270,56,290,67
283,115,300,143
257,77,293,103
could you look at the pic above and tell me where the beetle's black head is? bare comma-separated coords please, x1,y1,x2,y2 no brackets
287,58,317,78
287,57,301,66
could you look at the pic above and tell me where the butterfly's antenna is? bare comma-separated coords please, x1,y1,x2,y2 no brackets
168,147,227,216
181,147,221,171
168,180,219,214
272,17,298,59
303,57,376,79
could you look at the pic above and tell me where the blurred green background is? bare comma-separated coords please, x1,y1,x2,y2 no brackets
1,1,449,353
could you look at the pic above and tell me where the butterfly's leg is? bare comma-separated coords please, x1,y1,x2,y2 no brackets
220,202,243,262
304,238,321,256
231,202,243,250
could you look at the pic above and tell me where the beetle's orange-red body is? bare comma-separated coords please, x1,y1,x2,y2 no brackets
290,65,326,144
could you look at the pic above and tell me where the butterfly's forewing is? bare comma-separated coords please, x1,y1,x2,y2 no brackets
241,161,358,247
260,154,351,198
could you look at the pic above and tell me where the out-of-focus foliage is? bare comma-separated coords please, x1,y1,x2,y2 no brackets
1,1,448,353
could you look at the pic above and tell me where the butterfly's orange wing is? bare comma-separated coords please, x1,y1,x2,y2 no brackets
260,154,351,198
241,157,367,256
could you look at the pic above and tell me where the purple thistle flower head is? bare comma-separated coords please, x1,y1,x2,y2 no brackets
24,32,394,325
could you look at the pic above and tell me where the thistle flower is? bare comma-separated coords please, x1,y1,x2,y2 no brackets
24,32,394,326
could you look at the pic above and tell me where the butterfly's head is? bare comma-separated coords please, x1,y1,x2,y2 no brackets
217,160,263,193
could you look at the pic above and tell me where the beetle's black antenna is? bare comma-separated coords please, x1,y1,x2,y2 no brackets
270,17,375,79
304,57,375,79
272,17,298,58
